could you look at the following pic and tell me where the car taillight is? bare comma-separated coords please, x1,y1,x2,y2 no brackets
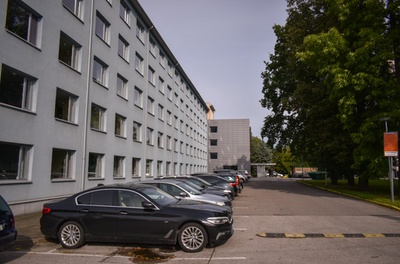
11,215,15,228
42,207,51,215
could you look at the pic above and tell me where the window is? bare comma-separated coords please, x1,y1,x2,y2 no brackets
51,149,74,180
167,86,172,101
63,0,83,20
210,153,218,159
116,74,127,99
90,104,106,131
149,38,156,56
135,53,144,75
157,161,162,176
136,20,145,43
159,51,166,68
148,67,155,86
132,157,140,177
174,139,178,152
55,88,77,123
210,139,217,146
88,153,104,178
166,162,171,176
147,97,154,115
210,126,218,133
145,159,152,176
134,86,143,108
119,0,130,25
0,65,35,111
166,111,172,125
118,35,129,62
6,0,41,46
115,114,126,137
166,136,172,150
59,32,81,71
95,12,110,44
146,127,154,145
0,143,31,181
133,121,142,142
158,132,164,148
119,190,145,207
113,156,125,178
93,57,108,86
158,77,165,94
158,104,164,121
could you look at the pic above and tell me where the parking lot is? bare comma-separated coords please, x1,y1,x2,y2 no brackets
2,177,400,263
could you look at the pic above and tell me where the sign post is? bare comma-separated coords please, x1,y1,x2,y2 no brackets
384,132,398,203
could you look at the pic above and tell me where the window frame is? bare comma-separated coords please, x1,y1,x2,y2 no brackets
133,121,142,142
113,155,125,178
93,57,108,87
51,148,75,181
0,143,32,183
90,103,106,132
59,31,82,71
62,0,83,20
119,0,131,26
115,113,126,138
118,35,129,62
116,74,128,99
5,0,42,47
88,152,104,179
0,65,36,112
54,88,78,124
95,11,110,44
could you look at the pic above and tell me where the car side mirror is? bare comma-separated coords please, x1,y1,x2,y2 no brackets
142,201,155,209
178,192,188,197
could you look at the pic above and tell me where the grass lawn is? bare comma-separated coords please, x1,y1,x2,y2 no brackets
299,178,400,210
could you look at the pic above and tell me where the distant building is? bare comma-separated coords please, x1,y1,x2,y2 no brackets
206,104,251,172
0,0,208,215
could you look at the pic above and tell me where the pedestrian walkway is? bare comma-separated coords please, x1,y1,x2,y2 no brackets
12,212,43,250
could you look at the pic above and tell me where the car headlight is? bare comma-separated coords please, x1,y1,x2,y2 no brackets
223,190,232,193
206,217,229,225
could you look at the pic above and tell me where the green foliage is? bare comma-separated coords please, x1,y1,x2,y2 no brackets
261,0,400,185
250,137,272,163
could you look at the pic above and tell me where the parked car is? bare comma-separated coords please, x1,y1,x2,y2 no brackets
40,183,233,252
156,176,234,200
0,195,17,252
140,179,232,208
190,173,235,198
237,170,251,181
216,173,241,196
214,169,246,186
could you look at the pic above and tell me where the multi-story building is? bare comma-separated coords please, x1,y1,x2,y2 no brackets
0,0,208,215
207,108,251,172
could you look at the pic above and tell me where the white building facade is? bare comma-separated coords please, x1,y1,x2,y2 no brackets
0,0,208,215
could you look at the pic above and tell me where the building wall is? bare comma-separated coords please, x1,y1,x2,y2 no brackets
0,0,208,215
207,119,251,172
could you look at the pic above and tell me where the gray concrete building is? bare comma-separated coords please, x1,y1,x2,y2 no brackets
207,118,251,172
0,0,208,215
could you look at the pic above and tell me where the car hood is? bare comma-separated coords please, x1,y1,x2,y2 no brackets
170,199,232,214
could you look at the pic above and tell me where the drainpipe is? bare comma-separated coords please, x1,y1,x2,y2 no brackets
81,0,95,191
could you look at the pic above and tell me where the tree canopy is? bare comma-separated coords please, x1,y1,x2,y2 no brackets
261,0,400,186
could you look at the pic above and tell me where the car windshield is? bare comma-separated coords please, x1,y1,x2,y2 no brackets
175,182,202,195
192,177,211,187
139,185,178,206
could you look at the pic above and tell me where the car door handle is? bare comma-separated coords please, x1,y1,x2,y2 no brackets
120,211,128,215
80,209,89,213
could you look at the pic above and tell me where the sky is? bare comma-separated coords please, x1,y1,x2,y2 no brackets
138,0,288,138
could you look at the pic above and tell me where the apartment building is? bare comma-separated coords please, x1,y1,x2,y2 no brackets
0,0,208,215
207,118,251,173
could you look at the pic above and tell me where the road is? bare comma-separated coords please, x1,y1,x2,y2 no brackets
2,177,400,263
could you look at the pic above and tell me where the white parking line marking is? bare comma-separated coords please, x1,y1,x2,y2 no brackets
234,228,248,231
172,257,247,261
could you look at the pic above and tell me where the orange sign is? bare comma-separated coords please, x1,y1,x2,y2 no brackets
384,132,398,157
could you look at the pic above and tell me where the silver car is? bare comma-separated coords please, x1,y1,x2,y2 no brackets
140,179,232,208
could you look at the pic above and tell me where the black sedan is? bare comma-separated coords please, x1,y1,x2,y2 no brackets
0,195,17,252
40,183,233,252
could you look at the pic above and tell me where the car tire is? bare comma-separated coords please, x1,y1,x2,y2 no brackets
58,221,85,249
178,222,208,253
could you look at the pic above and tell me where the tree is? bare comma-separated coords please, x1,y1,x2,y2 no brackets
261,0,400,188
